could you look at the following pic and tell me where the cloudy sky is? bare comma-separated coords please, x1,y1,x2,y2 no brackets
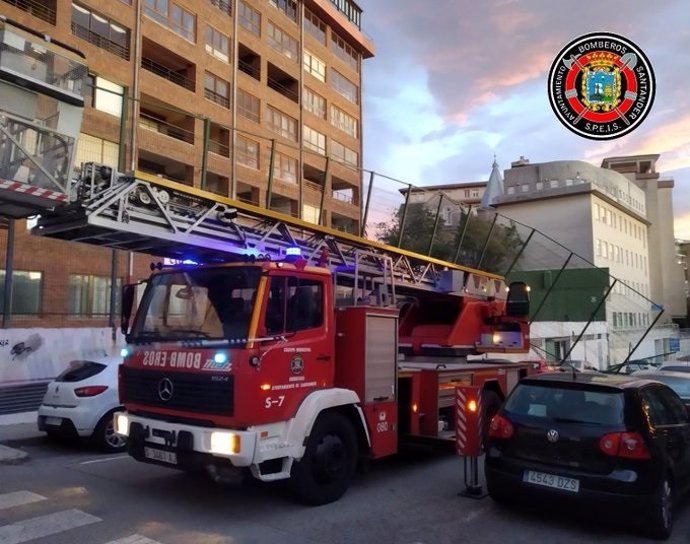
358,0,690,238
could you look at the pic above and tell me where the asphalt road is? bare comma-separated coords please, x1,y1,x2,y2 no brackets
2,435,690,544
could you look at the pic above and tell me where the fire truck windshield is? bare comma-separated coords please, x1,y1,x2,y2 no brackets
129,266,261,345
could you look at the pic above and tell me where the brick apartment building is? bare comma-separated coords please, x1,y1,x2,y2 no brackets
0,0,374,330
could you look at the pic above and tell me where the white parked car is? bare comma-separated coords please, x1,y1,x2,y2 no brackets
37,353,126,453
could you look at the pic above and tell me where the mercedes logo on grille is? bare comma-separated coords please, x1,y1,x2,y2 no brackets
158,378,174,402
547,429,560,443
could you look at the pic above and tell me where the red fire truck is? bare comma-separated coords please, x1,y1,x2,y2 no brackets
35,165,534,505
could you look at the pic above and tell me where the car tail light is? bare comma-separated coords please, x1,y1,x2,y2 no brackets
599,432,651,459
488,414,514,439
74,385,108,397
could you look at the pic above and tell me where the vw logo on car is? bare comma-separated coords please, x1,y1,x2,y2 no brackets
546,429,560,443
158,378,174,402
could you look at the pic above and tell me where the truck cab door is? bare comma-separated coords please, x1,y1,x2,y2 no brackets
254,274,333,421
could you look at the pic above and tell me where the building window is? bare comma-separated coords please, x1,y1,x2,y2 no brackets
238,0,261,35
331,140,358,168
204,25,229,62
273,152,297,183
0,270,42,315
331,33,358,71
267,21,298,61
204,72,230,108
143,0,196,42
268,0,297,22
328,0,361,29
304,50,326,82
331,69,358,103
305,9,326,44
330,105,357,138
266,106,297,141
86,76,124,118
302,203,320,224
304,87,326,118
69,275,121,316
71,3,130,60
237,89,260,123
236,135,259,169
74,133,120,172
303,125,326,155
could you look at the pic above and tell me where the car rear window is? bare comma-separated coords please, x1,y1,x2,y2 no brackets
504,383,625,425
659,366,690,374
56,360,107,382
646,375,690,398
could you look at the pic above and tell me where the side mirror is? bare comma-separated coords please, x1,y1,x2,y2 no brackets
121,283,137,335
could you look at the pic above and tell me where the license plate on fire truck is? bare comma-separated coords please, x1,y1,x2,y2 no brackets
144,446,177,465
523,470,579,492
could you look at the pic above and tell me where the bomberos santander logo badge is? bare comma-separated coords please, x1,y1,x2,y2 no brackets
548,32,655,140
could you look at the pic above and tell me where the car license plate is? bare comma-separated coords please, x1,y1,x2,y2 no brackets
523,470,579,492
45,417,62,426
144,446,177,465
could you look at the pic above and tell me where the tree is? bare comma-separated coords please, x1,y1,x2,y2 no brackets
376,202,454,260
376,202,523,275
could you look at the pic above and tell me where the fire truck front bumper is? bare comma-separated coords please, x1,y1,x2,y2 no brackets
114,412,257,470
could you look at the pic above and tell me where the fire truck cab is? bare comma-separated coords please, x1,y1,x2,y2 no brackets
115,250,531,505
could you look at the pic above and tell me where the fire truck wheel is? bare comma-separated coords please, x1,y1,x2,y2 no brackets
289,411,358,505
481,391,502,447
93,410,127,453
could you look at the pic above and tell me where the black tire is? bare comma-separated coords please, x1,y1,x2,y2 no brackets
647,476,673,540
92,411,127,453
486,484,512,506
481,390,502,449
288,411,358,505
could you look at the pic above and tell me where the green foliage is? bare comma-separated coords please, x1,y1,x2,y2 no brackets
376,202,523,274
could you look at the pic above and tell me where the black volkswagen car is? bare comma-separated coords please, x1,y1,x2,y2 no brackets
484,372,690,540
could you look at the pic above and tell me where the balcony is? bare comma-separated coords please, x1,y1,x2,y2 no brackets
139,112,194,144
71,22,130,61
238,44,261,81
208,0,231,15
141,38,195,92
2,0,56,25
267,62,298,103
141,57,195,91
138,151,192,186
208,123,230,157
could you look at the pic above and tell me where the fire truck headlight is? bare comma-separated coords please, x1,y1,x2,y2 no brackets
210,432,240,455
492,333,502,344
115,414,130,436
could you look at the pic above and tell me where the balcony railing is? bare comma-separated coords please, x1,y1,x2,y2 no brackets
138,113,194,144
141,57,195,91
209,0,231,15
332,191,354,204
238,59,261,80
2,0,56,25
71,22,130,61
208,138,230,157
204,89,230,109
267,76,299,103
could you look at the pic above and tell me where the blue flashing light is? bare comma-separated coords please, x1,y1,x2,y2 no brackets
286,247,302,257
214,352,228,364
120,347,130,358
182,258,199,265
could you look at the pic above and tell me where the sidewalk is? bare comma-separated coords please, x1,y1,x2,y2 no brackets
0,411,41,465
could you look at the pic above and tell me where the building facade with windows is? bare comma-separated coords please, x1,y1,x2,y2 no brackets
0,0,374,333
496,156,684,367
